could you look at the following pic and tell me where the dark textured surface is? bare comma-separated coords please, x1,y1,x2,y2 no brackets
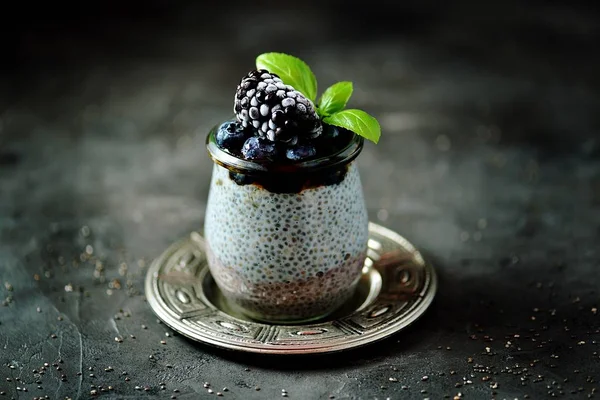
1,1,599,399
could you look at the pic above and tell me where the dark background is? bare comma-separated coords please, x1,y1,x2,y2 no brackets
1,1,599,399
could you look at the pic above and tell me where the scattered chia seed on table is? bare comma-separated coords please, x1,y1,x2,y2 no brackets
0,4,598,400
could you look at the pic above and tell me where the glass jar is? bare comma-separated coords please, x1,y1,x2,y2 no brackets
204,124,369,323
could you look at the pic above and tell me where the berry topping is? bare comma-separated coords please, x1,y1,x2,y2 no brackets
234,70,322,144
215,121,247,152
214,53,381,164
285,144,317,161
241,136,278,161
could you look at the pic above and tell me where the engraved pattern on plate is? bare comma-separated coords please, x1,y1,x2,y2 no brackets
183,314,262,341
273,325,348,344
159,244,208,318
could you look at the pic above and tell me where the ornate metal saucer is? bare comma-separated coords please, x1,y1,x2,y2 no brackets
145,222,437,355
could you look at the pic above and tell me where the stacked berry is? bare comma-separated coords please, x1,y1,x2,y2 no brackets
216,69,344,162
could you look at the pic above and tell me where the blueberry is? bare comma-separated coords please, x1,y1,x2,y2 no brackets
321,123,342,140
315,124,351,155
216,121,246,152
241,137,278,160
229,172,253,186
286,144,317,161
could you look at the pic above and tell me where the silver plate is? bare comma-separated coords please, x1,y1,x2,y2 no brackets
145,222,437,355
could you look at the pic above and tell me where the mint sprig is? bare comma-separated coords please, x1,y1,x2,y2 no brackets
324,109,381,144
255,52,381,143
317,81,353,117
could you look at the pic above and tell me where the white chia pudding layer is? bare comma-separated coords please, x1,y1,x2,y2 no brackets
204,162,369,322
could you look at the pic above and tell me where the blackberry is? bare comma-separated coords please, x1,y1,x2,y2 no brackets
234,69,322,144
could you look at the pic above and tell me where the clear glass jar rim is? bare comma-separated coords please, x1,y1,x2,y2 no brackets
205,123,364,176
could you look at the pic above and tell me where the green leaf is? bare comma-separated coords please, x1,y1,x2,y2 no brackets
256,53,317,102
323,109,381,144
317,81,353,117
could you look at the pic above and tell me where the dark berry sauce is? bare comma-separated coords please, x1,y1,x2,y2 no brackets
227,166,347,194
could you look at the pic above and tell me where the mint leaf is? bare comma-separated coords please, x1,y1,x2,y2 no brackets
256,53,317,102
324,109,381,144
317,81,353,117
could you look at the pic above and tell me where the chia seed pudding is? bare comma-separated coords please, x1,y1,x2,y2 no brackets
203,56,379,323
204,156,368,322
